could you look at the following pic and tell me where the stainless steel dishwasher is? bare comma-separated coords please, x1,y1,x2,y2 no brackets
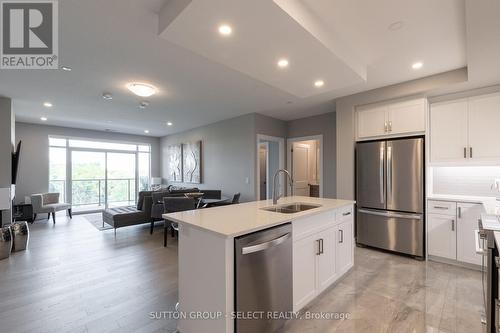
235,223,292,333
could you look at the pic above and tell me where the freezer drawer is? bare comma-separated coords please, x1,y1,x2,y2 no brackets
357,208,423,257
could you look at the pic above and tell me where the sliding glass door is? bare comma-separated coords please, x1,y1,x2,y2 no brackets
106,152,136,208
49,137,151,213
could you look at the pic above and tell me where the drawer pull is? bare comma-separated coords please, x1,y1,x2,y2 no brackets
433,206,449,210
342,212,351,216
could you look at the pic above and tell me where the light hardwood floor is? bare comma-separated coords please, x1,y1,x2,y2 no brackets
0,214,485,333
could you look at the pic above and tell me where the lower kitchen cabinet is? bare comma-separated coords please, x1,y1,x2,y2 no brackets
336,219,354,275
293,213,354,312
427,200,483,266
428,213,456,260
457,203,483,265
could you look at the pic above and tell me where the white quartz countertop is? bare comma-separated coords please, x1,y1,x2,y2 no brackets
163,196,355,238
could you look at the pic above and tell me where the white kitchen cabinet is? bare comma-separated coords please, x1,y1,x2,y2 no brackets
428,213,456,260
293,233,318,311
356,98,426,140
430,92,500,164
456,203,483,265
430,99,468,163
293,206,354,312
356,104,388,139
468,93,500,161
388,99,426,136
316,227,337,293
335,219,353,275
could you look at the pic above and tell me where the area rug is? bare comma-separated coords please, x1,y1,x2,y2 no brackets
84,213,113,231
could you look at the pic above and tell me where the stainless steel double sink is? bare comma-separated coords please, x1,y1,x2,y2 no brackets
261,202,322,214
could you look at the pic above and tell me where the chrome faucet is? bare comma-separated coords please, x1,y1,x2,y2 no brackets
272,169,294,205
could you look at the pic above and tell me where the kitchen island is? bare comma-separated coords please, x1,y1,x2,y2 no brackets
163,196,355,333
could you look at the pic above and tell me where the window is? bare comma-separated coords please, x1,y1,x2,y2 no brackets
49,137,151,212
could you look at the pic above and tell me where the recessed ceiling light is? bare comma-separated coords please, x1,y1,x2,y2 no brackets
314,80,325,87
61,66,72,71
43,102,53,108
277,59,289,68
144,130,150,134
218,24,232,36
412,62,423,70
126,83,157,97
388,21,404,31
102,93,113,100
166,122,173,126
40,117,47,121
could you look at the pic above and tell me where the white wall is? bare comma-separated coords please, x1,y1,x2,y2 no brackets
14,122,161,204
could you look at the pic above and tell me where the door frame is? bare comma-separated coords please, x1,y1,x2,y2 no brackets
256,134,285,200
287,135,324,198
258,142,269,199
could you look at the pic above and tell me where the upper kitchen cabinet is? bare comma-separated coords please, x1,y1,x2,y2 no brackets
468,93,500,161
356,98,426,141
430,92,500,164
430,99,468,163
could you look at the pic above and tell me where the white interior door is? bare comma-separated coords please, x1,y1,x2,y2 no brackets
292,143,310,196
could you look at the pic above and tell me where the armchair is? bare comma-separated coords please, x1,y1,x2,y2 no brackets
31,193,72,224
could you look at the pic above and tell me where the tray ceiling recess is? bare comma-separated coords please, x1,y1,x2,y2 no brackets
158,0,367,98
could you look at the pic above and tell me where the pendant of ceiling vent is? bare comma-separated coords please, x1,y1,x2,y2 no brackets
139,101,150,109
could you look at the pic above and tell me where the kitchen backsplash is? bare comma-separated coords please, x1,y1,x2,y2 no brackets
433,166,500,197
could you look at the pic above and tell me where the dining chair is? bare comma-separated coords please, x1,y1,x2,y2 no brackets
163,197,196,247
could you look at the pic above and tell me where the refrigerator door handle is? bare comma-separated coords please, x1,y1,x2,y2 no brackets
358,208,422,220
386,144,392,206
379,145,385,204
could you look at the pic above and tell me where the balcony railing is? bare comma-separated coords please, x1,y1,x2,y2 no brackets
49,178,141,208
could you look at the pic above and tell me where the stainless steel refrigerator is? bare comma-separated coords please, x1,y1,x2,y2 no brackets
356,137,424,258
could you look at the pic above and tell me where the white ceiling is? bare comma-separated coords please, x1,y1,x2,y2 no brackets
0,0,498,137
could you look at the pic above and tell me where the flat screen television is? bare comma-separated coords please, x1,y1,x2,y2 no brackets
12,140,21,185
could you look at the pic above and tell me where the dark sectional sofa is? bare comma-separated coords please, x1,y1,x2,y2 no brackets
102,186,201,234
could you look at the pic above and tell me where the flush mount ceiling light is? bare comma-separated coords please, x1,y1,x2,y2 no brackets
43,102,53,108
144,130,150,134
40,117,47,121
61,66,72,71
412,62,423,70
166,122,173,126
126,83,157,97
102,93,113,100
388,21,404,31
314,80,325,88
218,24,232,36
277,59,289,68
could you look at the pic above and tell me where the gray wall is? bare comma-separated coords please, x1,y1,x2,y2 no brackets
287,112,337,198
0,98,14,222
160,111,338,202
335,68,468,200
15,122,161,203
161,113,256,202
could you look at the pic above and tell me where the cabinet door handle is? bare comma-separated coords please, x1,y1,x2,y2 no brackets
458,206,461,218
316,239,321,255
339,230,344,243
388,121,392,132
464,147,467,158
320,239,324,254
470,147,473,158
451,219,455,231
342,212,351,216
384,122,388,133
